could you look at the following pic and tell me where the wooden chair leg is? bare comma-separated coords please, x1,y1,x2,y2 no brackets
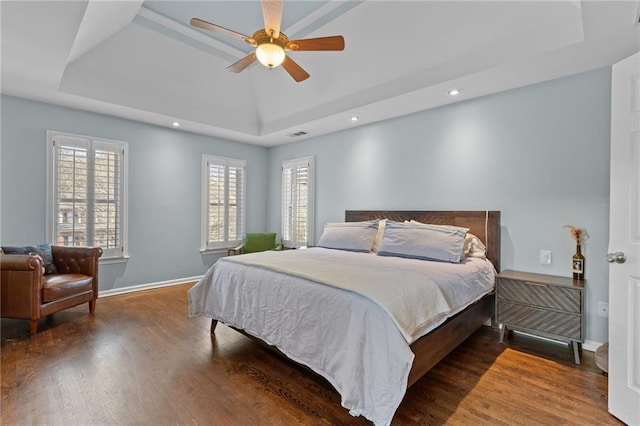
211,319,218,334
89,300,97,313
29,320,38,335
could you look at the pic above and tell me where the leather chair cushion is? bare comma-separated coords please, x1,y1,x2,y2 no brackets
42,274,93,303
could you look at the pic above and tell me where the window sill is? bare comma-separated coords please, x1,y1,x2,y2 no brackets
99,256,130,265
200,248,230,255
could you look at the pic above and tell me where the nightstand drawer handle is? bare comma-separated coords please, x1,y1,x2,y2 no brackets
607,252,626,264
523,281,547,287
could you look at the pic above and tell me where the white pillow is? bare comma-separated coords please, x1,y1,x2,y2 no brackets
378,221,469,263
317,220,379,252
409,220,486,259
371,219,387,253
464,233,487,258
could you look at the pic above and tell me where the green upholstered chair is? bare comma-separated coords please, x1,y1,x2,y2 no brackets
228,233,282,256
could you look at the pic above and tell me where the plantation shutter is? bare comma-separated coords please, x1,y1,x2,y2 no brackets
282,156,314,248
227,161,245,243
204,156,246,249
207,158,226,245
93,140,123,257
52,134,125,258
54,136,89,248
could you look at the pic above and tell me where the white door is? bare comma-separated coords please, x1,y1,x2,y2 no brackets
609,51,640,426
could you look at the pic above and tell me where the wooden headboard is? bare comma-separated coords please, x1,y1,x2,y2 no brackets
345,210,501,271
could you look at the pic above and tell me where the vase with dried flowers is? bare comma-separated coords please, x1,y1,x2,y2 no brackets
564,225,589,280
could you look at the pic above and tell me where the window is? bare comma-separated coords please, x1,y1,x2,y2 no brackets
282,156,314,248
201,155,246,250
46,131,128,259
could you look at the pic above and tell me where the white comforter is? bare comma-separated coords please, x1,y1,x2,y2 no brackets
188,248,495,426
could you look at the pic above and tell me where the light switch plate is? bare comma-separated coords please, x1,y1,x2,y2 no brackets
539,250,552,265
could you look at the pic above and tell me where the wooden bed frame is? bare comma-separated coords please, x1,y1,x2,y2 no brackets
345,210,501,386
211,210,501,389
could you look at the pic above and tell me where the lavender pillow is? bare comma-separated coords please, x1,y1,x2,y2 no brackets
378,221,469,263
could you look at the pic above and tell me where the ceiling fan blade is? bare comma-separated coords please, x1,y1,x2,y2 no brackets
191,18,256,45
261,0,283,39
226,53,257,73
286,36,345,51
282,56,310,82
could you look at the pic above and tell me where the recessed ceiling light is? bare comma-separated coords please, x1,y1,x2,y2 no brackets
448,89,462,96
172,121,180,127
350,116,358,122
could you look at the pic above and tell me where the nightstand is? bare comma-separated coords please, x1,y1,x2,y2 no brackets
496,270,585,364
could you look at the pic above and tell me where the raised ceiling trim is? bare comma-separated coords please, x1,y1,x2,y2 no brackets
284,0,362,38
136,6,246,59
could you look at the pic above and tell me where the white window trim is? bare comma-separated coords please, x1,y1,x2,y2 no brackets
201,154,247,251
281,156,315,248
46,130,129,260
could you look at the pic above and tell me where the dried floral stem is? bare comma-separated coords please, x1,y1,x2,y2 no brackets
563,225,589,244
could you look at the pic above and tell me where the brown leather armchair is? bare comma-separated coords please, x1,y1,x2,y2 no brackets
1,246,103,334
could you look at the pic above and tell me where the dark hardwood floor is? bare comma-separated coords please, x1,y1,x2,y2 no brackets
1,283,619,425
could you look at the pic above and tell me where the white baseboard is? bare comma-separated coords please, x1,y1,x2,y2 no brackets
582,339,604,352
99,275,202,298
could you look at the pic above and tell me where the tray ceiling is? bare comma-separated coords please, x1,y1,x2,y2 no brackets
2,1,639,146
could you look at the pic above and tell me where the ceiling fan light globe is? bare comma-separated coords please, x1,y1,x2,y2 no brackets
256,43,285,68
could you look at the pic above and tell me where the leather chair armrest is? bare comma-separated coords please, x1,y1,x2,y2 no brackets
1,253,44,271
1,254,43,320
51,246,103,276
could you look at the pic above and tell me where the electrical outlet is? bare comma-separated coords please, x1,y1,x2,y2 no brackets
597,301,609,317
539,250,552,265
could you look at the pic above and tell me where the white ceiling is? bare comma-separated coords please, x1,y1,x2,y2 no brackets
2,1,639,147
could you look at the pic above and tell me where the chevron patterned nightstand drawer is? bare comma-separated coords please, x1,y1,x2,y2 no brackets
497,301,581,340
498,278,581,313
496,270,585,364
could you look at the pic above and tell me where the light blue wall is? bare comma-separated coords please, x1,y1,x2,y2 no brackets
0,96,268,291
1,68,613,343
266,68,612,344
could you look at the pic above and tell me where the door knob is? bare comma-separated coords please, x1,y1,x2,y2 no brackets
607,252,626,264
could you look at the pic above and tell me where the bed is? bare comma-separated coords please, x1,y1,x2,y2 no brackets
189,210,501,425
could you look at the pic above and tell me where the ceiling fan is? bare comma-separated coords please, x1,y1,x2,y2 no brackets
191,0,345,82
